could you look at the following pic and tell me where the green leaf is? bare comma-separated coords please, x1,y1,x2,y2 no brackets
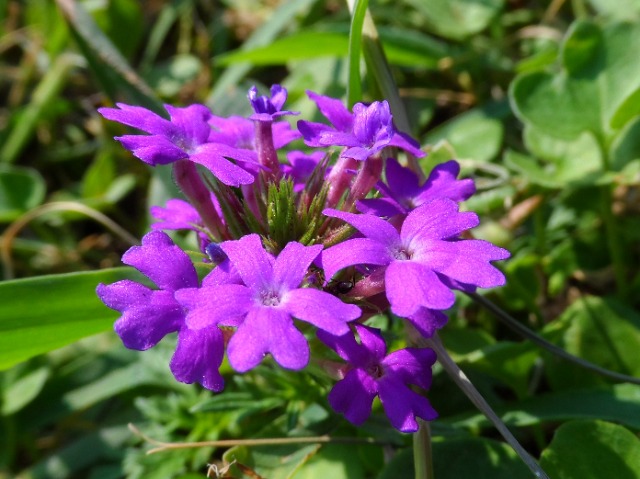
379,437,530,479
224,443,322,479
544,295,640,390
0,268,143,370
144,54,202,98
348,0,369,107
451,384,640,430
510,21,640,143
611,115,640,170
426,108,504,162
404,0,505,40
0,165,46,222
586,0,640,21
540,420,640,478
1,366,50,415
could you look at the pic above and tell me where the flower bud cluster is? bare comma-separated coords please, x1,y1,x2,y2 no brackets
97,85,509,432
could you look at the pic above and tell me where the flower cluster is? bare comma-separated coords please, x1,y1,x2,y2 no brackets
97,85,509,433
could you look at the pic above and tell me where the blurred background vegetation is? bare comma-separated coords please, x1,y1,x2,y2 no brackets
1,0,640,478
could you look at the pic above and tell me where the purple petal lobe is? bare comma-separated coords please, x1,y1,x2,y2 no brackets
227,308,309,372
273,242,322,290
122,231,198,291
284,288,360,335
404,308,448,338
385,261,455,315
378,378,438,432
328,369,377,425
382,348,436,391
98,281,183,350
416,160,475,204
189,144,255,186
401,198,479,243
220,234,275,290
307,91,353,132
177,284,252,329
354,324,387,363
99,103,176,137
170,325,225,391
117,135,186,165
321,237,391,282
323,209,400,246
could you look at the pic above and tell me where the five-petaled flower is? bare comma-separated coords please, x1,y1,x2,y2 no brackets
96,231,226,391
175,234,361,372
318,324,438,432
322,198,509,320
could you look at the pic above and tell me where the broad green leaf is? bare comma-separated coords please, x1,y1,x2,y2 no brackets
404,0,505,40
510,21,640,142
0,268,142,370
587,0,640,21
0,165,46,222
611,115,640,170
540,420,640,478
379,437,530,479
1,366,50,415
80,151,117,199
294,443,371,478
451,383,640,430
544,295,640,391
426,108,504,162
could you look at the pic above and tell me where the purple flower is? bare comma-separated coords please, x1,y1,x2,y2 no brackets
358,159,476,217
298,93,424,161
98,103,255,187
175,234,361,372
96,231,225,391
208,115,301,151
248,84,299,122
318,324,438,432
322,199,510,319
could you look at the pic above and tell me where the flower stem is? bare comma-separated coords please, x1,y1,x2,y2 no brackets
254,121,282,182
413,419,434,479
421,333,550,479
600,186,628,299
173,160,228,240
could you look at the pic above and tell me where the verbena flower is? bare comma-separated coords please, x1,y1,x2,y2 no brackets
99,103,255,187
248,84,299,122
322,198,510,319
96,231,225,391
318,324,438,432
208,115,300,153
298,94,424,161
358,158,476,217
175,234,361,372
283,150,326,192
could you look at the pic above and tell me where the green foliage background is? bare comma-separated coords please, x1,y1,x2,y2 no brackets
1,0,640,478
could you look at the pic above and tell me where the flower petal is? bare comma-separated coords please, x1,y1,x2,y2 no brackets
385,261,455,315
99,103,177,137
307,91,353,132
227,307,309,372
323,209,400,246
404,307,448,338
220,234,275,290
122,231,198,291
117,135,186,165
419,239,509,288
378,378,438,432
272,242,323,291
189,144,255,186
382,347,437,391
401,198,479,243
415,160,475,204
177,284,252,329
170,325,225,391
166,104,213,145
328,369,377,426
321,237,392,282
97,281,183,350
284,288,360,335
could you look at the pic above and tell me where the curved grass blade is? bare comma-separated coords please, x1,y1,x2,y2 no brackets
55,0,162,112
346,0,368,107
